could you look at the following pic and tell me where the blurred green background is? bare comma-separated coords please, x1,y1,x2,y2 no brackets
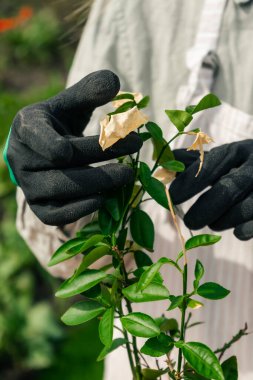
0,2,103,379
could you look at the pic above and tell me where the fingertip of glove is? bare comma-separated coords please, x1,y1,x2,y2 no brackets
85,70,120,105
234,222,253,241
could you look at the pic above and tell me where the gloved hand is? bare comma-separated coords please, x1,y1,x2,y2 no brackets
3,70,142,226
170,140,253,241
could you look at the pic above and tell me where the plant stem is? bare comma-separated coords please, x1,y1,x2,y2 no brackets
177,264,188,375
118,303,136,375
125,299,142,379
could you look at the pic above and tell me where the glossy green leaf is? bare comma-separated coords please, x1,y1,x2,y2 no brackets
139,162,152,187
151,137,174,164
98,207,117,235
99,307,114,348
48,238,85,267
112,93,135,101
161,160,185,172
177,341,224,380
165,110,193,132
137,257,181,291
137,95,150,109
156,317,179,333
76,220,101,239
108,100,135,116
139,162,169,209
134,250,153,268
140,333,173,357
145,121,163,141
130,209,154,250
75,245,111,275
221,356,238,380
141,368,168,379
61,300,105,326
97,338,127,362
183,363,209,379
189,94,221,115
167,295,185,311
187,299,204,309
117,228,128,250
194,259,205,289
139,132,152,142
80,234,105,252
133,267,163,284
122,282,169,303
55,269,107,298
121,312,160,338
105,192,123,222
185,234,221,250
197,282,230,300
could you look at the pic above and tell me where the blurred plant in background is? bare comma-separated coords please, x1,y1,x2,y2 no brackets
0,1,103,379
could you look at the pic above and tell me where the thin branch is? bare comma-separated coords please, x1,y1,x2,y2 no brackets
214,323,249,360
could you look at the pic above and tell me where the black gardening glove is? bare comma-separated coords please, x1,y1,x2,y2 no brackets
4,70,142,225
170,140,253,241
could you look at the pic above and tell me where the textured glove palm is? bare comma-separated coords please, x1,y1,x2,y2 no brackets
4,70,142,225
171,140,253,241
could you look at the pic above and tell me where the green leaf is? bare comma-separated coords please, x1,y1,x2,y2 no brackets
117,228,128,250
197,282,230,300
139,162,152,187
98,207,117,235
133,267,163,284
80,234,105,252
194,259,205,289
161,160,185,172
139,162,169,210
99,307,114,348
61,300,105,326
75,245,111,275
140,333,173,357
156,317,179,334
221,356,238,380
141,368,168,379
134,250,153,268
76,221,101,239
122,282,169,303
108,100,136,116
105,192,123,222
97,338,127,362
185,234,221,250
183,363,209,379
121,312,160,338
48,238,85,267
167,295,185,311
151,137,174,164
165,110,193,132
189,94,221,115
112,93,135,101
55,269,107,298
137,95,150,109
146,121,163,141
177,341,224,380
187,299,204,309
137,257,181,291
139,132,152,142
130,209,155,250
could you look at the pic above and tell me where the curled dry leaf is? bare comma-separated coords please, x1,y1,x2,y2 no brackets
153,168,176,185
112,91,143,108
99,106,148,151
186,131,214,177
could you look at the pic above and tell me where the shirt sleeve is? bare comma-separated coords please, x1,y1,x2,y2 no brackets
15,0,134,278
